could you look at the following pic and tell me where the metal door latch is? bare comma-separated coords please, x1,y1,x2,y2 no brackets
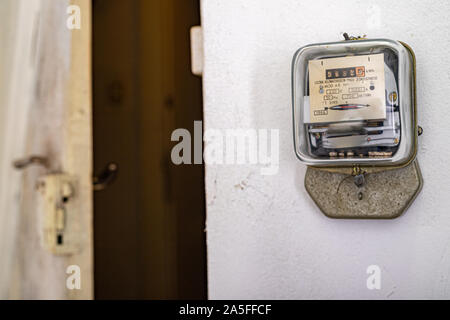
36,174,79,255
13,156,118,254
13,155,79,255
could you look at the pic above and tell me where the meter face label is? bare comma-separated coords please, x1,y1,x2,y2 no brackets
308,53,386,123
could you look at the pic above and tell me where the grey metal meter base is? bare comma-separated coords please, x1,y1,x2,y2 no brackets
305,160,423,219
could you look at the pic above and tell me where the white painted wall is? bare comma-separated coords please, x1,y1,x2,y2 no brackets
201,0,450,299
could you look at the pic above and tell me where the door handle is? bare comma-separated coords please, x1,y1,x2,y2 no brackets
93,162,118,191
13,155,49,170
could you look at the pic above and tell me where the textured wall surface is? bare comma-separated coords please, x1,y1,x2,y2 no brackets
201,0,450,299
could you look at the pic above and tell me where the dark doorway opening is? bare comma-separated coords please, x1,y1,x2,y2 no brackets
93,0,206,299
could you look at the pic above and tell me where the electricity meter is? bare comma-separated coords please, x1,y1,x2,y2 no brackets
292,36,423,219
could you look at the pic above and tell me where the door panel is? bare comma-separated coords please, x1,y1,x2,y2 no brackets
0,0,93,299
93,0,206,299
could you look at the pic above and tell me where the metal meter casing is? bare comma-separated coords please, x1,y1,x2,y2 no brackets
292,38,417,169
292,38,422,219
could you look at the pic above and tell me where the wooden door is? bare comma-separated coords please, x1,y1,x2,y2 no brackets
93,0,206,299
0,0,93,299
